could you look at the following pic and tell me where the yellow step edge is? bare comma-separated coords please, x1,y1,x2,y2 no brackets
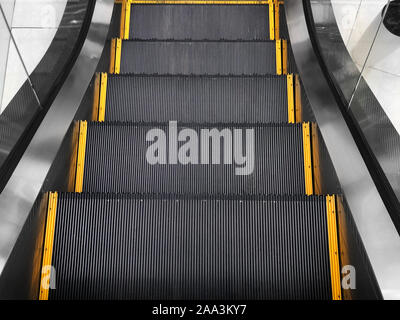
282,39,287,75
124,0,132,39
109,38,116,74
75,121,88,193
275,39,282,75
311,123,322,195
115,38,122,74
302,122,313,195
120,0,131,39
295,74,302,123
269,2,275,41
98,73,108,122
120,0,127,39
326,195,342,300
274,0,280,40
110,38,122,74
336,195,352,300
38,192,58,300
287,74,295,124
122,1,284,4
67,123,81,192
92,73,101,121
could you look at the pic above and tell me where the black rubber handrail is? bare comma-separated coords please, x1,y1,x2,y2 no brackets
0,0,96,192
302,0,400,232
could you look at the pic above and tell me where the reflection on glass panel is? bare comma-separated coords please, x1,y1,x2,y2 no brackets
0,0,89,174
0,0,14,113
348,1,400,202
310,0,389,103
310,0,400,207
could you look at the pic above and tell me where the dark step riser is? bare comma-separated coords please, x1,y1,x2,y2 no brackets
83,124,306,194
50,195,331,300
106,75,289,122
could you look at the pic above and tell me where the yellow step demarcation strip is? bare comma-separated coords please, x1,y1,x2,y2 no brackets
39,192,58,300
110,38,122,74
269,2,275,41
98,73,108,122
276,39,282,75
109,38,116,74
302,122,313,195
311,123,322,195
75,121,88,192
336,195,351,300
124,0,132,39
282,39,287,75
120,0,126,39
295,74,302,123
326,195,342,300
68,122,81,192
115,38,122,74
274,0,280,40
120,0,131,39
120,1,284,4
287,74,295,124
92,73,101,121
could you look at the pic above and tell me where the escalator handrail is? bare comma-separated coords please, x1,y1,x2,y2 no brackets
0,0,115,288
301,0,400,231
285,0,400,299
0,0,95,193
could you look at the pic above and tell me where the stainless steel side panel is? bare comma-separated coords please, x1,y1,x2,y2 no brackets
0,0,114,278
285,0,400,299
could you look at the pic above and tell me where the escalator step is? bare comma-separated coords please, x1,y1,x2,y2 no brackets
129,4,272,40
105,74,289,122
119,40,278,75
49,193,332,300
81,122,307,194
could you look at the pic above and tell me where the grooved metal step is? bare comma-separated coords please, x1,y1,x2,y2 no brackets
82,122,307,194
119,40,278,75
50,193,332,300
105,74,289,122
129,4,272,40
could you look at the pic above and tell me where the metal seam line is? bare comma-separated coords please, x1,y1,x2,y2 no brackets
75,121,88,192
326,195,342,300
38,192,58,300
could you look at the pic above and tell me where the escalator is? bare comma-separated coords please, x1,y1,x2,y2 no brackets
38,1,342,300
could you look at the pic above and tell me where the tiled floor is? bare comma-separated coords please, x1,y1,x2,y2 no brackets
0,0,67,112
332,0,400,135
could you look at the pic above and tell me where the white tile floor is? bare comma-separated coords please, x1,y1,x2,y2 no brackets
0,0,67,112
331,0,400,135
